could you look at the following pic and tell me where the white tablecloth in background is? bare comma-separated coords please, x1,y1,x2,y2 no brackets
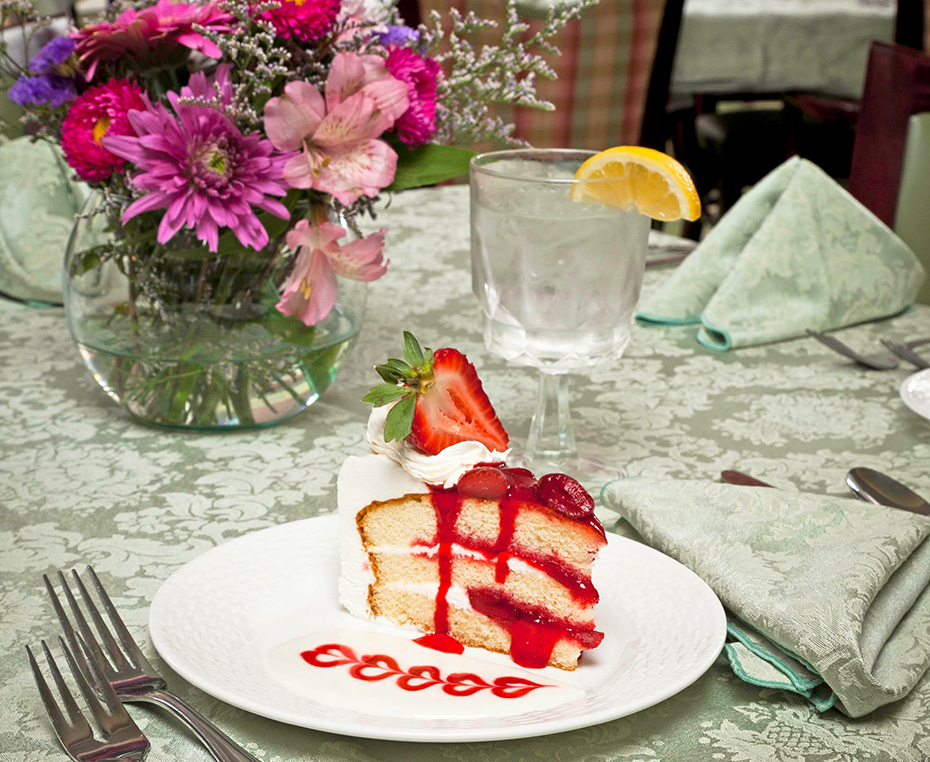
671,0,896,99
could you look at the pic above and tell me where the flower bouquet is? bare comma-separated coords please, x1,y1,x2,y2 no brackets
0,0,591,429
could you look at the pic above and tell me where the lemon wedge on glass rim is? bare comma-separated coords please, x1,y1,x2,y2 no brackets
570,146,701,222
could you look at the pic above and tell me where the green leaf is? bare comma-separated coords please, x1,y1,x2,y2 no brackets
386,144,476,192
402,331,425,367
361,384,411,407
383,392,416,442
374,358,413,384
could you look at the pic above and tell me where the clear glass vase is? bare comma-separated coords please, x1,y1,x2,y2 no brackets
63,192,365,430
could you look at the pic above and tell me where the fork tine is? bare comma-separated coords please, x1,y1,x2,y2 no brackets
84,566,156,673
817,333,849,354
45,573,107,686
882,339,930,369
27,642,91,745
50,570,132,678
62,634,139,739
59,635,124,738
905,336,930,351
807,329,851,356
67,569,135,673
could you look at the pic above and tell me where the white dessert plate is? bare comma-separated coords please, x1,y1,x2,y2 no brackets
901,368,930,421
149,514,725,743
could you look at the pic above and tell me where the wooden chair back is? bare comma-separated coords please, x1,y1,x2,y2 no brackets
847,40,930,227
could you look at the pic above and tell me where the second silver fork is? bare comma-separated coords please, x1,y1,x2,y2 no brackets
46,568,261,762
807,329,930,370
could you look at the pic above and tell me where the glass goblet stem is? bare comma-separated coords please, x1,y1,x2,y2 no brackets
525,370,577,467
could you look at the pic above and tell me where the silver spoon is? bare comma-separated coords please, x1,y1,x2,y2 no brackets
846,468,930,516
722,468,930,516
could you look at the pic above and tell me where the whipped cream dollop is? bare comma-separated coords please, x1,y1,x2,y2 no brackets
366,405,510,488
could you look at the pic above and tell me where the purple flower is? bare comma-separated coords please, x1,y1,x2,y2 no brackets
28,36,76,74
377,25,419,47
102,94,297,252
7,72,77,107
179,64,235,109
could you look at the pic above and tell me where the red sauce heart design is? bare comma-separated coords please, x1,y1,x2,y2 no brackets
491,677,549,699
300,642,552,698
442,673,492,696
350,654,401,681
396,665,442,691
301,643,356,667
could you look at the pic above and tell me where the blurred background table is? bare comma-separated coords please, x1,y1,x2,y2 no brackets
671,0,896,100
3,184,930,760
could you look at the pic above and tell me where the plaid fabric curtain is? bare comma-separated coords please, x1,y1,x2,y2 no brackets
421,0,668,150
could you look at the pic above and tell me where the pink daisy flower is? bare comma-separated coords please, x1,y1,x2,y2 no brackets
72,0,235,80
102,93,296,253
180,63,235,110
254,0,341,44
385,46,440,148
277,219,388,325
60,78,147,183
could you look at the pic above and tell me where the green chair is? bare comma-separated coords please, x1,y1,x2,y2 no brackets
894,113,930,305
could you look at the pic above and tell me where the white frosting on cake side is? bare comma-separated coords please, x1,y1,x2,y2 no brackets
337,453,427,620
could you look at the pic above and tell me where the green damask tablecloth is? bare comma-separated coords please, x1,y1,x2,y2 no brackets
3,185,930,761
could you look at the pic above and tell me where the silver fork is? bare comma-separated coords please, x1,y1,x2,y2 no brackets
27,637,150,762
46,568,260,762
880,339,930,370
806,329,930,370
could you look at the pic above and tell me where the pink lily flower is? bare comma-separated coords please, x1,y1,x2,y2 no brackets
263,51,409,205
277,219,389,325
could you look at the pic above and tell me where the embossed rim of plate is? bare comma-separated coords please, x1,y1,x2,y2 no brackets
148,514,726,743
900,368,930,421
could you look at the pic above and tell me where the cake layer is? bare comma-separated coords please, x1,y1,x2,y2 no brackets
370,586,595,671
369,546,598,626
358,493,604,583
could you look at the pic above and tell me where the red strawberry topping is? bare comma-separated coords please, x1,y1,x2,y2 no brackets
409,347,509,455
537,473,595,519
456,466,510,499
500,467,536,489
362,332,509,456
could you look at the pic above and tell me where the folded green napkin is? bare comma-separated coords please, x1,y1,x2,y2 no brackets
601,478,930,717
0,136,89,305
635,157,926,350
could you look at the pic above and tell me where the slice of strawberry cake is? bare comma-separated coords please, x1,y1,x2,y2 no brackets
337,333,606,671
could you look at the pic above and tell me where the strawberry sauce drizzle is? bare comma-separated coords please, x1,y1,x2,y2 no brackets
493,494,518,583
428,487,462,637
421,468,604,668
413,632,465,654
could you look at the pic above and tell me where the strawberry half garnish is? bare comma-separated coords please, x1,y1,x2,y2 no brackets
362,332,509,456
